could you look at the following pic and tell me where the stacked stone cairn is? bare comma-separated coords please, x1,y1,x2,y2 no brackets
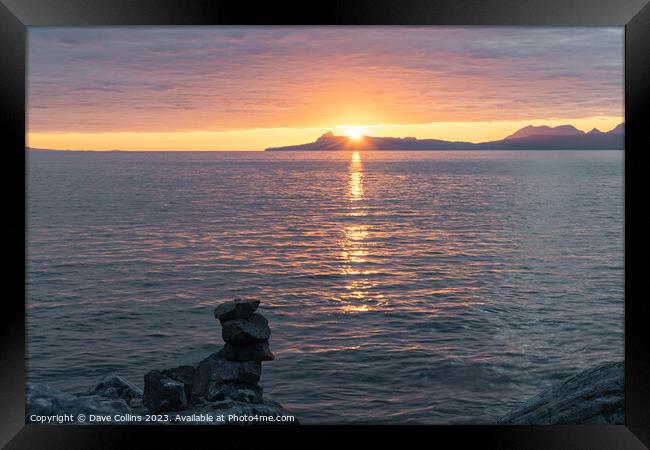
143,299,275,413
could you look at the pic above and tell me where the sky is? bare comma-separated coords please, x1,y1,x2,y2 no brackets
27,27,624,151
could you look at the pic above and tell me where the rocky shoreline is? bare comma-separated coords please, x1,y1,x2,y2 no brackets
27,299,296,425
26,299,623,425
498,361,624,424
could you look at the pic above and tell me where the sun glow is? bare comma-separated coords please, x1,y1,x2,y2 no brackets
346,128,364,140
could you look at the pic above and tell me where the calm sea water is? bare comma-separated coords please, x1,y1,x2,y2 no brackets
26,150,624,424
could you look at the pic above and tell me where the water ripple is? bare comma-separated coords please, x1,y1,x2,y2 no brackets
27,150,624,423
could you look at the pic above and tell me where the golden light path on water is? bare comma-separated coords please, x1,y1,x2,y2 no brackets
338,151,385,313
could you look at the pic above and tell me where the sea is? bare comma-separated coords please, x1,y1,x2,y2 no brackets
26,150,624,424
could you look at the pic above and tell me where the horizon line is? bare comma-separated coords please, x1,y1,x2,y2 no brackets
26,120,624,152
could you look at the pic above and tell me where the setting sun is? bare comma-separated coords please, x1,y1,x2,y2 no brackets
347,128,364,140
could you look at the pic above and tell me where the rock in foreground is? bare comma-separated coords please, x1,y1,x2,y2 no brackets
207,383,263,404
215,298,275,363
89,374,143,403
27,300,295,424
222,313,271,344
221,342,275,362
214,299,260,322
26,379,292,425
193,352,262,396
143,371,190,413
26,382,132,421
498,361,624,424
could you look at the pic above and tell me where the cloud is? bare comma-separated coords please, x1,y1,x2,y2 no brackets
28,27,624,133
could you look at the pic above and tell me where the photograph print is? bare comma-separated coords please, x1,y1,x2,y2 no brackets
26,26,624,425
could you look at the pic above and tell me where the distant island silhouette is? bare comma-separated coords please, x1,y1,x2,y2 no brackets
265,123,624,151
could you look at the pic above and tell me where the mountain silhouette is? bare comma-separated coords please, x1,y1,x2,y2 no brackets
503,124,584,140
266,123,624,151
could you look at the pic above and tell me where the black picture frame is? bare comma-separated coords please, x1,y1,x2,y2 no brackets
2,0,648,448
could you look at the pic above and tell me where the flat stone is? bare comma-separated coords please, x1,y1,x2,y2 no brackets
207,383,264,404
220,342,275,362
498,361,624,424
222,313,271,344
192,352,262,398
143,370,189,413
214,299,260,323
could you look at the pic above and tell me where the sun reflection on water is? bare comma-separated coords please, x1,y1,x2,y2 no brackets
339,304,371,313
348,152,364,201
337,152,384,313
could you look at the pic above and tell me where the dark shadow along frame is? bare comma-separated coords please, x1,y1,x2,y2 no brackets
1,0,648,448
